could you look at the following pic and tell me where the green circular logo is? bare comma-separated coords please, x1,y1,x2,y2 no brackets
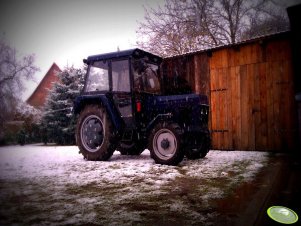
267,206,298,224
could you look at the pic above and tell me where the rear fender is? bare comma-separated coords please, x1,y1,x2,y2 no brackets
73,94,124,132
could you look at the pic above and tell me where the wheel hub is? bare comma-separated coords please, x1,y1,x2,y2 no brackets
160,138,170,150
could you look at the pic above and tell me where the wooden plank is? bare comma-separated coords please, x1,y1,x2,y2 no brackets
225,68,232,150
257,62,268,150
253,63,261,150
210,92,218,148
229,66,237,149
279,60,295,150
218,69,224,131
246,64,255,150
279,60,289,149
216,68,227,150
272,61,282,150
189,56,195,91
217,69,225,150
266,61,275,150
216,69,222,149
222,68,230,149
210,69,217,91
211,68,221,149
240,65,249,150
230,66,241,149
210,68,217,149
194,55,200,94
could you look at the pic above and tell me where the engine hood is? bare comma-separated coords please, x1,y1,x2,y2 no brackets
153,93,208,106
143,93,209,116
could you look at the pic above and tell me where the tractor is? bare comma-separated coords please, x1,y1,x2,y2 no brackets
73,48,210,165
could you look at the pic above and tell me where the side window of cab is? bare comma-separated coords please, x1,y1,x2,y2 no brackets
132,59,160,94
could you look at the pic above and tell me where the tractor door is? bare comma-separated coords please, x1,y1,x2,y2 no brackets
111,59,134,128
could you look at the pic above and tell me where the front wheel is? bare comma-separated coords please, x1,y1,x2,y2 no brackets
76,105,115,161
148,123,184,166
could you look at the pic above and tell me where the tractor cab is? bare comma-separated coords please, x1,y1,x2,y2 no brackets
82,49,162,127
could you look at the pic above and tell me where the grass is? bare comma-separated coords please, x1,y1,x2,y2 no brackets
0,150,269,226
0,174,231,225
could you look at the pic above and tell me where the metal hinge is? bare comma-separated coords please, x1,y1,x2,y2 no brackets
211,129,229,133
210,88,227,92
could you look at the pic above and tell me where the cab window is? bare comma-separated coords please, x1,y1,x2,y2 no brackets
132,59,160,94
112,60,130,92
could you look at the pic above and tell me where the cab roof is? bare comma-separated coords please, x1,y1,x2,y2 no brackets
83,48,162,64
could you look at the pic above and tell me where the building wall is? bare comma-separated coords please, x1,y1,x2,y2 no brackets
163,32,298,151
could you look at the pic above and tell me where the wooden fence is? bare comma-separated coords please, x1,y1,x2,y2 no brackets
162,32,298,151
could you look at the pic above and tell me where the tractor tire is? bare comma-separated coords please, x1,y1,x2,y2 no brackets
76,105,115,161
117,141,145,155
149,122,184,166
185,133,210,160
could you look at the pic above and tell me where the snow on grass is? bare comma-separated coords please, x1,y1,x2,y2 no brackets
0,144,269,225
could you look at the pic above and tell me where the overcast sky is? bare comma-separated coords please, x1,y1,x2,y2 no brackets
0,0,300,100
0,0,164,100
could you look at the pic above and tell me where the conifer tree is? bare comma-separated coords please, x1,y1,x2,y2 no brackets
40,66,85,145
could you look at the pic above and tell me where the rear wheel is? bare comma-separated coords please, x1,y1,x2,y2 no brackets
149,123,184,165
76,105,115,161
185,133,210,160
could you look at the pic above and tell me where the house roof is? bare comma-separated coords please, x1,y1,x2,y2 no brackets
27,63,61,109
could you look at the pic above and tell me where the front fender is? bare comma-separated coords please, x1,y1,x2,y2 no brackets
144,113,173,132
73,94,124,132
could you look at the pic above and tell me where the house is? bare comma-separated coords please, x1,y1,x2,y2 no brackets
27,63,61,109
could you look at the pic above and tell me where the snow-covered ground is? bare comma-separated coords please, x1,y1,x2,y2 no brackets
0,144,269,225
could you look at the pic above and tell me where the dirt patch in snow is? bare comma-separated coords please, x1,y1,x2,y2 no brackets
0,144,269,225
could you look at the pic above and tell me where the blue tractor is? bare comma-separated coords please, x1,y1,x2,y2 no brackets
73,49,210,165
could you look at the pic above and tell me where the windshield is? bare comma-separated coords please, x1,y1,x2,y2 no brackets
132,59,161,94
85,61,109,92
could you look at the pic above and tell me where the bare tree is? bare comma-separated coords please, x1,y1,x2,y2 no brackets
241,0,289,39
137,1,195,56
137,0,289,56
0,41,39,134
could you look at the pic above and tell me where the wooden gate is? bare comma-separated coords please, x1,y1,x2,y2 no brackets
209,42,297,151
